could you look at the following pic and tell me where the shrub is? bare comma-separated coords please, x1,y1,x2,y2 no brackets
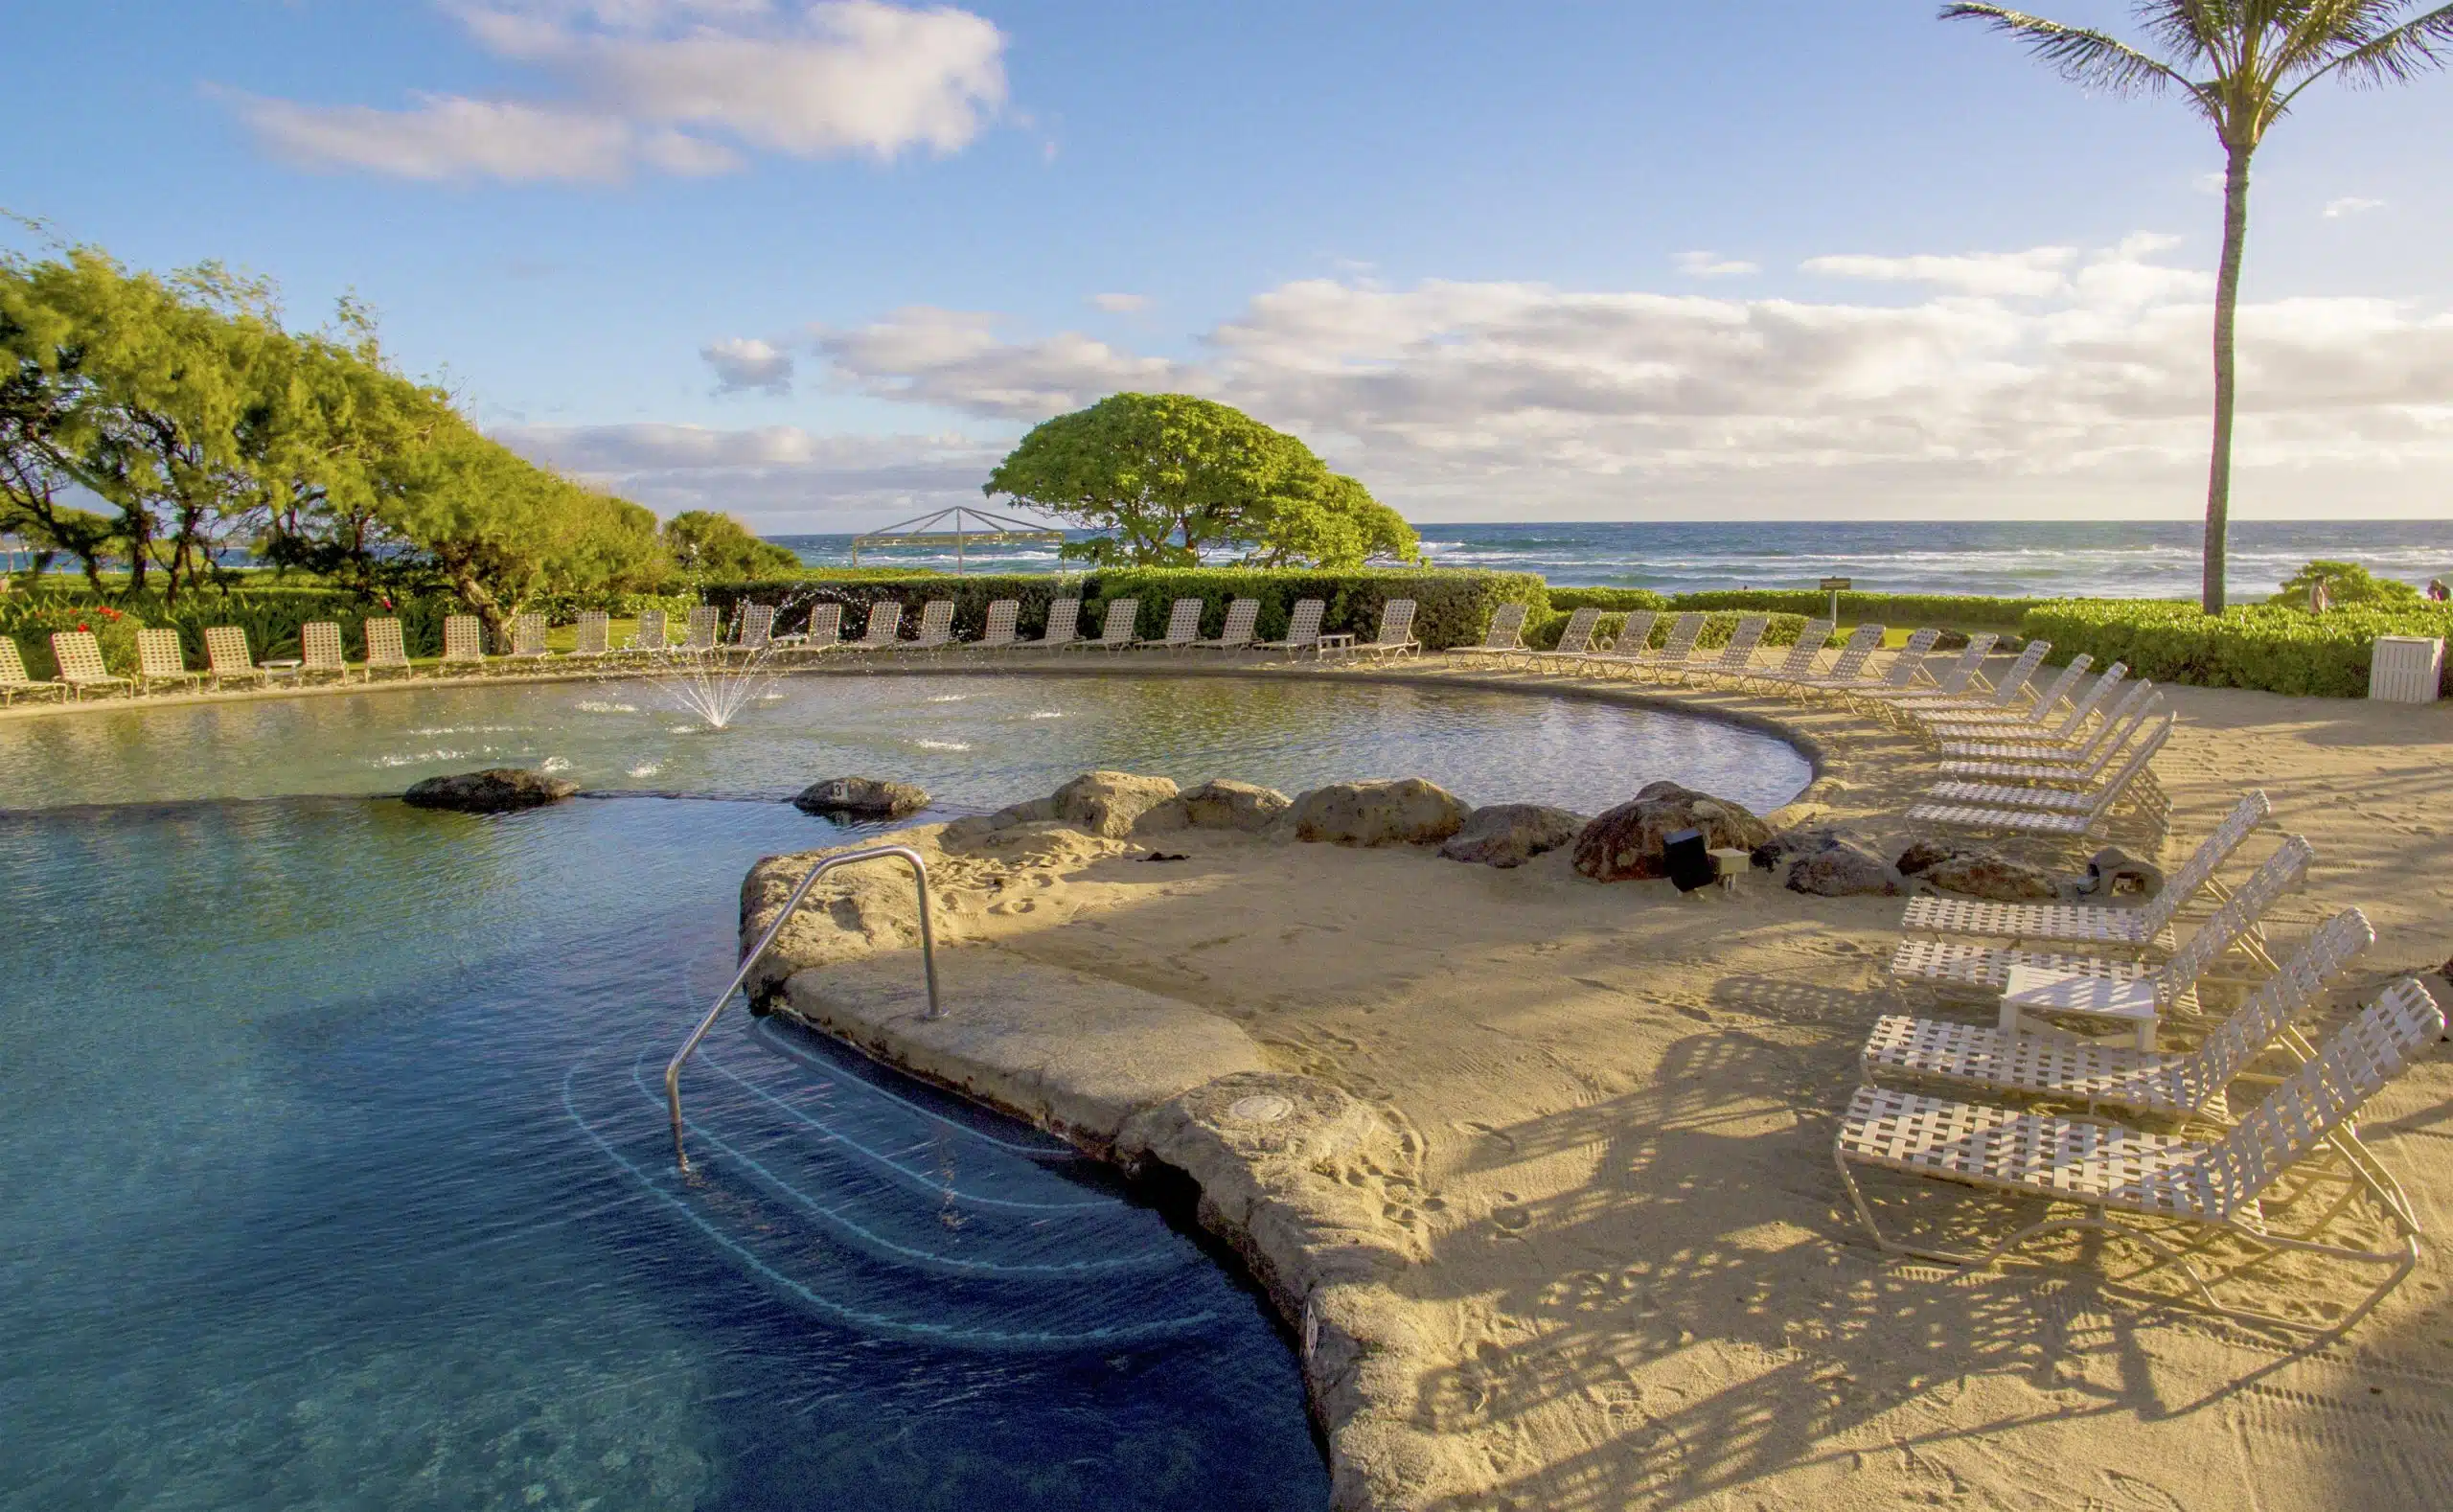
1666,588,2053,629
705,568,1547,651
1,601,142,678
1545,586,1670,613
2268,560,2423,611
2017,599,2453,699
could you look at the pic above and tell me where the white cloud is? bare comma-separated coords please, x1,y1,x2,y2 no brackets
1674,251,1758,278
234,1,1005,182
1802,246,2077,299
1088,292,1151,313
699,336,794,394
789,234,2453,516
494,421,1006,518
2324,195,2385,218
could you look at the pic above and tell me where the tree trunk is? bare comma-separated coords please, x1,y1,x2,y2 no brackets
2202,143,2252,615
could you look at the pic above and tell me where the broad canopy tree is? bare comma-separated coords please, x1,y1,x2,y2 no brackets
1942,2,2453,613
982,393,1419,568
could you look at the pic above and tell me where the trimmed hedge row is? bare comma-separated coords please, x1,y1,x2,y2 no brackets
704,569,1548,652
1545,586,1670,612
2015,600,2453,699
1666,588,2060,629
3,590,461,677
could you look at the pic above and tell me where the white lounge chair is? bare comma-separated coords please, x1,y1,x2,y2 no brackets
1838,628,1951,712
1937,687,2161,780
50,630,132,699
1622,612,1706,680
1908,714,2172,837
1735,618,1833,692
1076,598,1140,653
628,608,669,657
1853,631,1990,713
738,603,776,654
506,612,552,669
2,637,68,703
364,617,414,681
1834,976,2442,1331
774,603,844,658
1020,597,1081,651
975,599,1021,650
1448,602,1528,665
1935,676,2152,766
566,611,611,662
1886,638,2052,716
680,606,720,653
847,602,904,653
1678,615,1770,687
1762,622,1885,697
1254,599,1325,658
1527,607,1608,673
1888,834,2309,1019
897,599,955,654
1923,661,2127,745
202,626,269,691
300,621,350,684
1139,597,1204,652
1864,907,2374,1121
1579,609,1665,676
440,614,488,676
1341,599,1419,660
1193,598,1261,652
1900,790,2270,952
135,627,203,694
1921,707,2170,812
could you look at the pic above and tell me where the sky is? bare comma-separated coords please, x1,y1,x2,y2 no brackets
7,1,2452,530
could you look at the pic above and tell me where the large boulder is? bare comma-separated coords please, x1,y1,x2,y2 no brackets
1752,824,1845,872
1053,770,1181,838
791,775,929,818
1891,837,1957,877
1572,782,1771,882
1437,804,1586,868
1917,848,2064,903
403,767,577,813
1181,778,1293,832
2081,846,2166,900
1290,778,1472,846
1785,838,1902,897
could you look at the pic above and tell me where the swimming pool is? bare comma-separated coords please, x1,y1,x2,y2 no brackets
0,674,1810,1508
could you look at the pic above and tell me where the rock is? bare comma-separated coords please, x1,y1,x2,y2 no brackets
2083,846,2166,899
1181,778,1293,832
1572,782,1771,882
1289,778,1473,846
1052,770,1181,838
402,767,578,813
1918,849,2063,903
1892,837,1957,877
790,774,929,818
1437,803,1586,868
1753,825,1845,871
1785,839,1902,897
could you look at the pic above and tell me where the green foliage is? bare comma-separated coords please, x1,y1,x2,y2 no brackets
663,511,801,580
2016,599,2453,699
2268,560,2423,611
0,598,140,677
1665,588,2051,628
983,393,1417,568
706,568,1545,652
1544,586,1670,613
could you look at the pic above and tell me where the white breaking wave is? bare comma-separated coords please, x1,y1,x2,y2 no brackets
539,757,571,773
915,739,973,751
1026,710,1065,720
628,763,662,779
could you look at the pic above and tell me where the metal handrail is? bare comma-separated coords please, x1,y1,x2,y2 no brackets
664,843,942,1173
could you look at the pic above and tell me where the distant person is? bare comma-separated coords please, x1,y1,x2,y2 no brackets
2309,577,2331,613
2429,578,2449,603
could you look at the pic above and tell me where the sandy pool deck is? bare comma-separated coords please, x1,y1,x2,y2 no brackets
740,666,2453,1511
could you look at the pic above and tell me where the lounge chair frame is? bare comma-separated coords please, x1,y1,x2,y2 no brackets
1255,599,1325,658
136,627,204,694
1076,598,1141,653
1,637,70,703
1140,597,1204,653
364,618,414,681
54,630,133,699
202,626,268,692
300,621,350,684
1193,597,1261,653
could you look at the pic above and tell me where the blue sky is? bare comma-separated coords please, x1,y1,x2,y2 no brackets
8,1,2451,528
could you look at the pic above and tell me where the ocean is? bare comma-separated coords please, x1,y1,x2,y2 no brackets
771,519,2453,603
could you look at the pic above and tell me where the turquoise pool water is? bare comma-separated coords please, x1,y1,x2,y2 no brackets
0,676,1809,1508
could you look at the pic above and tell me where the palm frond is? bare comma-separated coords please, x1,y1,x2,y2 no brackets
1940,5,2198,95
2317,1,2453,86
2132,0,2239,68
2263,0,2414,80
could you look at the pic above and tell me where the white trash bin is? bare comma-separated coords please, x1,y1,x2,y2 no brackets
2369,635,2444,703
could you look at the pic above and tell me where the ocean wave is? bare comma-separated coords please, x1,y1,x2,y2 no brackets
915,739,973,751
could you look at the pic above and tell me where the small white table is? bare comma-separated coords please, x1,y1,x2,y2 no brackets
261,657,304,682
1314,633,1356,659
1708,847,1753,894
1999,964,2160,1051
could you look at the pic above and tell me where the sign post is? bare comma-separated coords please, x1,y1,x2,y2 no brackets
1819,577,1852,626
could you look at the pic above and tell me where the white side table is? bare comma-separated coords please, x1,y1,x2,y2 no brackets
1708,847,1753,894
2000,963,2159,1051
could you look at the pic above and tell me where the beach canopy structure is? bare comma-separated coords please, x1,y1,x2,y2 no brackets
847,506,1066,571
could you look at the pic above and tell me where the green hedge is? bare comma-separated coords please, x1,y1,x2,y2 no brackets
1545,586,1669,613
705,569,1548,651
1665,588,2060,629
2015,600,2453,699
2,587,469,673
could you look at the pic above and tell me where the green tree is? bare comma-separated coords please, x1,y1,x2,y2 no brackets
984,392,1414,567
2270,558,2424,609
662,510,801,579
1942,2,2453,615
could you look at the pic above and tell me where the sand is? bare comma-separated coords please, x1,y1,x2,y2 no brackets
745,663,2453,1511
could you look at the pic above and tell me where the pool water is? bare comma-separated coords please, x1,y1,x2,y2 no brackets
0,674,1810,1509
0,669,1813,815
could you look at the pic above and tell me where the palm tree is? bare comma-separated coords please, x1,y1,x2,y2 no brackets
1941,3,2453,613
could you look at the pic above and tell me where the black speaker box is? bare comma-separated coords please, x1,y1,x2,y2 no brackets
1662,827,1714,893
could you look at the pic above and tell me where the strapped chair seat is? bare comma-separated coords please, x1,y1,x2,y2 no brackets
1835,978,2442,1332
1735,618,1833,691
136,627,204,694
1844,628,1954,711
300,621,351,683
1020,597,1080,651
1908,715,2171,836
1766,623,1886,696
848,602,905,652
1342,599,1420,660
1193,597,1261,652
1447,601,1527,663
895,599,956,653
566,611,611,661
55,630,134,699
1255,599,1324,657
1881,637,2049,714
1075,598,1140,653
202,626,268,691
1,637,70,702
1678,615,1770,686
776,603,844,657
974,599,1021,650
506,613,552,668
440,615,489,674
1531,607,1615,671
1139,597,1204,652
363,617,414,680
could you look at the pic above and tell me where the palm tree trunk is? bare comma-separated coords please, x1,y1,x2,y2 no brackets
2202,143,2252,615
